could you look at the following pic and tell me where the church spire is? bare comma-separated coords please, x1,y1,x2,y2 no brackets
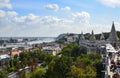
100,32,105,40
80,32,85,41
90,30,96,41
108,21,119,41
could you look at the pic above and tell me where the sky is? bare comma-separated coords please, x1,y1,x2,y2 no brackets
0,0,120,37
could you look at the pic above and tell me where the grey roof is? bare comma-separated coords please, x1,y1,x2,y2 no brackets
80,32,85,40
106,44,117,53
100,33,105,40
0,54,10,60
107,22,119,41
90,30,96,41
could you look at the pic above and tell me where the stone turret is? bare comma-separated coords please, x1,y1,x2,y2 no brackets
100,33,105,40
107,22,119,48
79,21,119,53
80,32,85,41
108,22,119,42
90,30,96,41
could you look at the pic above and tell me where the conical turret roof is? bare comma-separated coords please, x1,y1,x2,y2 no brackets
108,22,119,41
80,32,85,40
100,33,105,40
90,30,96,41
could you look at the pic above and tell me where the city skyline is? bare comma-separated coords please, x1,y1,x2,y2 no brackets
0,0,120,37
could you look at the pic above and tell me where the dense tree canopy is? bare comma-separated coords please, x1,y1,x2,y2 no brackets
6,43,103,78
0,70,8,78
30,68,46,78
60,43,86,58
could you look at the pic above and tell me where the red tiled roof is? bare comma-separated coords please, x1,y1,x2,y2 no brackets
10,50,22,56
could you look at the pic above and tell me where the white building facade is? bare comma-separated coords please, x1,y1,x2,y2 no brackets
79,22,119,54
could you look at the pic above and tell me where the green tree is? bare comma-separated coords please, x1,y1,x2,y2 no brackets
13,58,20,70
30,68,46,78
67,66,85,78
0,70,8,78
68,66,96,78
14,54,18,59
46,56,73,78
60,43,87,61
44,54,54,65
32,48,46,63
61,43,81,57
74,53,102,78
21,57,28,68
46,61,56,78
9,59,15,72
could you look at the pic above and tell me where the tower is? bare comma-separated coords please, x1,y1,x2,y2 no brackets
79,32,85,46
90,30,96,42
100,33,105,40
107,22,119,47
80,32,85,41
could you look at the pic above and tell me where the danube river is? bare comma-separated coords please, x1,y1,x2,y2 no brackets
28,37,55,45
0,37,56,48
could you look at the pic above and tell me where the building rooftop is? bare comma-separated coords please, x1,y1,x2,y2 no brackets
0,54,10,60
106,44,117,53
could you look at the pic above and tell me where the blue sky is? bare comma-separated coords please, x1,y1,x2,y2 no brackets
0,0,120,37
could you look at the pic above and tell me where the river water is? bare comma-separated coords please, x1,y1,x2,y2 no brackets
28,37,55,45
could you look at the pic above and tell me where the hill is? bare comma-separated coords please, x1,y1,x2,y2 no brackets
55,31,120,44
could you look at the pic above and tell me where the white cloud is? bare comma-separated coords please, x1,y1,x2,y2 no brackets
71,12,90,19
0,10,6,17
0,10,17,18
0,0,12,9
7,11,18,17
98,0,120,8
15,14,40,24
1,10,118,37
61,6,71,11
45,4,59,11
71,11,90,24
0,10,92,37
